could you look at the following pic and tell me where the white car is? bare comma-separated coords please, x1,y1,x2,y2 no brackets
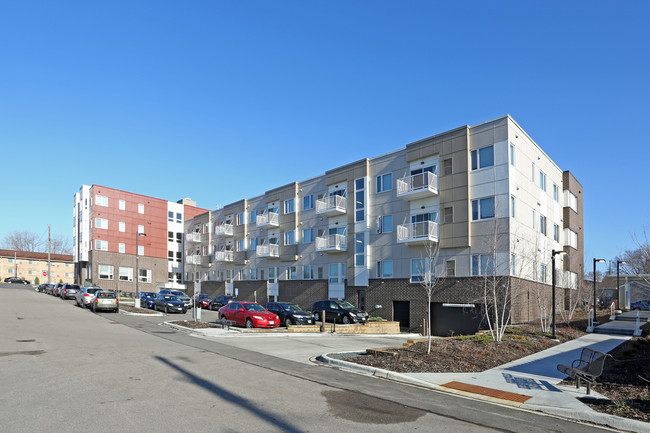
75,286,103,308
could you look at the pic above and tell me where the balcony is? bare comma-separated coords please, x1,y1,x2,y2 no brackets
315,234,347,253
315,195,346,217
213,250,234,262
185,255,208,266
186,232,201,243
256,244,279,258
397,221,439,245
256,211,279,228
396,172,439,200
214,223,234,237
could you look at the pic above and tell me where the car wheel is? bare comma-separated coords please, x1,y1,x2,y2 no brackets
342,316,350,325
314,312,320,322
246,318,254,329
285,317,292,328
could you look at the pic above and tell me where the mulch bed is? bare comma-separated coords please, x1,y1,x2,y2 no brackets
119,304,159,314
168,320,222,329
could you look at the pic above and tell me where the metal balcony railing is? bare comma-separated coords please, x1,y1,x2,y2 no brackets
256,212,279,228
315,195,346,216
397,221,439,244
256,244,279,258
396,172,439,199
315,234,347,252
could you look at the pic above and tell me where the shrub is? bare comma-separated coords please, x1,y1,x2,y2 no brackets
35,277,40,285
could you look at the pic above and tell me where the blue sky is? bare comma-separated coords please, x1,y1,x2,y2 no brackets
1,1,648,265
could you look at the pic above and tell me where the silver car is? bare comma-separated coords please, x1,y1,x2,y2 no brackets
90,291,119,313
75,286,103,308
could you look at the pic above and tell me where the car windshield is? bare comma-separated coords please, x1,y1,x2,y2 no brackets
337,301,356,309
283,304,302,312
171,291,186,297
97,292,116,299
163,296,180,302
244,303,266,312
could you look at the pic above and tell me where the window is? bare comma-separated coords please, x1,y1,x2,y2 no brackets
138,225,144,234
411,259,424,282
471,145,494,170
510,144,515,166
511,254,517,275
119,243,125,254
446,260,456,277
355,233,365,266
65,273,73,278
302,228,314,243
284,230,296,245
95,218,108,229
329,263,346,283
565,229,578,249
303,195,314,211
566,191,578,213
250,268,257,280
472,254,494,276
119,221,126,233
540,215,547,236
28,270,36,275
138,269,151,283
539,170,547,191
167,231,174,242
137,245,144,255
376,173,392,193
443,158,452,176
119,267,133,281
355,178,365,222
98,265,114,280
168,251,174,261
540,264,547,283
176,252,182,262
472,197,495,220
176,233,182,243
284,198,295,214
510,196,516,218
176,213,182,223
237,239,247,251
268,267,277,284
303,265,314,280
95,195,108,207
377,215,393,233
28,260,36,265
317,266,324,280
443,207,453,224
8,258,16,263
287,266,297,280
532,210,537,229
241,268,248,280
376,260,393,278
249,237,258,250
95,240,108,251
236,212,245,225
553,184,559,201
138,203,144,214
119,200,126,210
554,224,560,242
168,211,174,222
249,210,257,224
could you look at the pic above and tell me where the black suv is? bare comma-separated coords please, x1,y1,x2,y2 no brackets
209,295,234,310
265,302,314,327
311,300,368,324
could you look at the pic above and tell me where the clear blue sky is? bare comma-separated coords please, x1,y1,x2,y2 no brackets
1,1,648,265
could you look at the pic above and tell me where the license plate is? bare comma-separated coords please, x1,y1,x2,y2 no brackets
307,320,312,324
102,300,111,304
269,321,274,325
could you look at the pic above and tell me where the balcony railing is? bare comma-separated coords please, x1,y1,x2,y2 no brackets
256,212,279,228
315,195,346,217
186,232,201,243
185,255,208,265
256,244,279,258
214,223,234,237
397,221,439,245
213,250,234,262
396,172,439,200
315,234,347,252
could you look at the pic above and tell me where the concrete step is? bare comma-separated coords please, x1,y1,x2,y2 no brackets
593,327,635,336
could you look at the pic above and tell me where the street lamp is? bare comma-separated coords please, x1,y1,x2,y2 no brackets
135,232,147,308
551,249,567,340
616,260,626,310
593,258,606,321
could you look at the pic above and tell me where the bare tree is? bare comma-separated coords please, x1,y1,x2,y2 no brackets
417,239,442,354
50,235,73,255
2,230,41,251
558,268,586,327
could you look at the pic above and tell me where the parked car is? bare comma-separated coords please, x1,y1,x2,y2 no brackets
264,302,314,327
44,284,57,295
194,294,212,309
139,292,157,309
159,290,192,309
209,295,233,310
53,283,65,297
630,300,650,311
4,277,29,284
311,300,369,324
60,284,82,300
91,291,119,313
218,301,280,328
154,294,187,314
37,283,50,292
75,286,103,308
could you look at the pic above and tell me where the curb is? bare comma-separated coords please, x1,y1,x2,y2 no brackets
317,352,649,432
119,309,164,317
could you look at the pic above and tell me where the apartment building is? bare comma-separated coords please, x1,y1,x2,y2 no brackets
73,185,208,293
0,249,74,284
186,116,584,335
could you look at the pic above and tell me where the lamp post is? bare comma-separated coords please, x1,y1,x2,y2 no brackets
616,260,626,310
593,258,606,321
551,249,567,340
135,232,147,308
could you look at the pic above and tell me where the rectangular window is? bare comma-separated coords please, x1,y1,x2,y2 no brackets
303,265,314,280
511,254,517,275
95,218,108,229
553,184,559,201
98,264,113,280
168,211,174,222
249,210,257,224
472,254,494,276
540,264,547,283
376,260,393,278
250,268,257,280
236,212,245,225
446,260,456,277
510,144,515,166
302,228,314,243
531,163,536,182
176,233,182,243
138,203,144,214
268,267,277,284
137,245,144,255
119,200,125,210
355,233,365,266
119,267,133,282
376,173,392,193
237,239,247,251
411,259,424,282
176,212,182,223
138,269,151,283
241,268,248,280
317,266,324,280
539,170,547,191
168,251,174,261
303,195,314,211
471,145,494,170
443,158,453,176
95,240,108,251
510,196,516,218
355,178,365,222
377,215,393,233
168,231,173,241
287,266,297,280
138,225,144,234
119,221,126,233
95,195,108,207
176,252,182,262
119,243,125,254
554,224,560,242
249,237,258,250
284,231,296,245
443,207,453,224
472,197,495,220
540,215,547,235
284,198,295,214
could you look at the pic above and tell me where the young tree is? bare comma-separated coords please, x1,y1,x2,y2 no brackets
417,239,442,354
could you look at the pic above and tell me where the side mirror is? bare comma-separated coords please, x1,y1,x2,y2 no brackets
239,308,244,312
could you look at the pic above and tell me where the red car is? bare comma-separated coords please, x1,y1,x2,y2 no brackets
218,301,280,328
194,294,212,308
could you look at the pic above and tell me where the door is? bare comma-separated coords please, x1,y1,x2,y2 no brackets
357,290,366,312
430,303,483,336
393,301,410,329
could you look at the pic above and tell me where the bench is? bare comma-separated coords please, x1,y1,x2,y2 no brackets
218,319,237,330
557,348,610,395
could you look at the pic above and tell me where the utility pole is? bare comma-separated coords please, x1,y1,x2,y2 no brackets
14,251,18,277
47,224,51,285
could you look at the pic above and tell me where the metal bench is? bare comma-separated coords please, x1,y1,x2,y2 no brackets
557,348,610,395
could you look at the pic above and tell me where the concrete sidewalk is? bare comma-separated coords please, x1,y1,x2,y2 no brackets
320,333,648,432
